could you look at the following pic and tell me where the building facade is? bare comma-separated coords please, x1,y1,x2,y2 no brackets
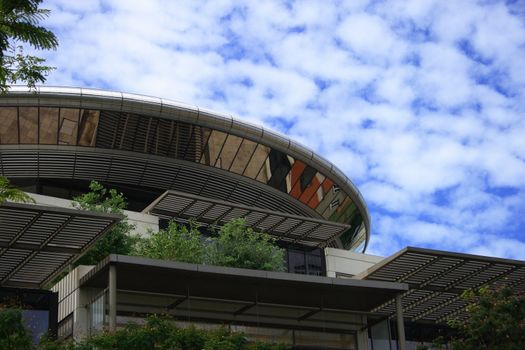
1,87,525,350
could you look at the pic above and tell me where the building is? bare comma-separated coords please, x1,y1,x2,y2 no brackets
1,87,524,350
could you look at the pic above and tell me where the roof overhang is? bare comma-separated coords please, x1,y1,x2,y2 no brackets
144,190,353,247
0,86,371,252
80,254,407,331
0,202,121,288
356,247,525,324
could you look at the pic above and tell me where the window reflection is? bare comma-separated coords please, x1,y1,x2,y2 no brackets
59,109,79,145
200,130,227,166
0,107,18,144
298,173,325,205
321,191,346,220
19,107,39,144
243,143,269,179
258,149,292,192
39,108,58,144
229,139,257,174
313,179,337,213
216,134,243,170
78,110,100,146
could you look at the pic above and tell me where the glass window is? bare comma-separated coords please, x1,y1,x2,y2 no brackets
0,107,19,144
308,179,334,213
39,107,59,144
258,149,292,192
243,143,269,179
200,130,227,166
78,110,99,146
183,125,206,161
91,293,105,332
321,192,347,220
285,159,305,196
287,249,306,274
298,172,325,205
19,107,39,144
229,138,257,174
216,134,243,170
59,109,79,145
306,253,323,276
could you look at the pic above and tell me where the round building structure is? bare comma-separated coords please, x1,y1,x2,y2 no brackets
0,87,370,254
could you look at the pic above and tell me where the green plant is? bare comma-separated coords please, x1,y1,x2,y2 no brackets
0,0,58,92
73,181,138,266
0,176,35,204
206,218,286,272
135,220,205,264
0,308,33,350
448,286,525,350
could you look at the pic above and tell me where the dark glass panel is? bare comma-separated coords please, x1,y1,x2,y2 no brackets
183,125,205,162
339,213,365,250
216,134,243,170
39,107,59,144
59,109,79,145
229,138,257,174
287,249,306,274
260,149,292,192
19,107,38,144
306,253,323,276
244,143,269,179
0,107,18,144
78,110,100,146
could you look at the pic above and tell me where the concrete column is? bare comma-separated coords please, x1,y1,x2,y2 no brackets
395,294,406,350
108,264,117,331
356,316,369,350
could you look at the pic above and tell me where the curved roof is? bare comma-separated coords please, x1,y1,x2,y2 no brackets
0,86,370,252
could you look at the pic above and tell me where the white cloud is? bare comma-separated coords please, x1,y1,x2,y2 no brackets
38,0,525,259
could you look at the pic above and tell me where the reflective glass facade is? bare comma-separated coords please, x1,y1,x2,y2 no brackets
0,102,367,252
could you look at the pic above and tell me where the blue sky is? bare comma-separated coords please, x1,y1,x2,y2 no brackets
38,0,525,259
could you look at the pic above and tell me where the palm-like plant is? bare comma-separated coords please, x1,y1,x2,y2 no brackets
0,176,35,204
0,0,58,92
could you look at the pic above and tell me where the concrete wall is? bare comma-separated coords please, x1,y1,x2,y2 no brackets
324,247,383,278
29,193,159,236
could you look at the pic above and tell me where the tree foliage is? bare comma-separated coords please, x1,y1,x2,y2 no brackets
206,218,286,272
0,176,35,204
135,220,205,264
447,286,525,350
0,0,58,92
73,181,137,266
137,218,286,272
0,308,33,350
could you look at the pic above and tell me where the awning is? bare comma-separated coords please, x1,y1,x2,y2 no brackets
80,254,407,332
356,247,525,324
0,202,121,288
143,190,352,248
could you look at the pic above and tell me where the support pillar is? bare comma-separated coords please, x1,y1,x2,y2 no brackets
108,264,117,331
395,294,406,350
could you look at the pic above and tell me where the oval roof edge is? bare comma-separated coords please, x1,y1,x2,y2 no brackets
3,85,371,246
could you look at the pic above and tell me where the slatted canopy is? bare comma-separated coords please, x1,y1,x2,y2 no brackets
356,247,525,324
0,202,121,288
144,190,353,248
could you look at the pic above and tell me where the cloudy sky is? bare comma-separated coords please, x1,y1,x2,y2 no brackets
38,0,525,259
